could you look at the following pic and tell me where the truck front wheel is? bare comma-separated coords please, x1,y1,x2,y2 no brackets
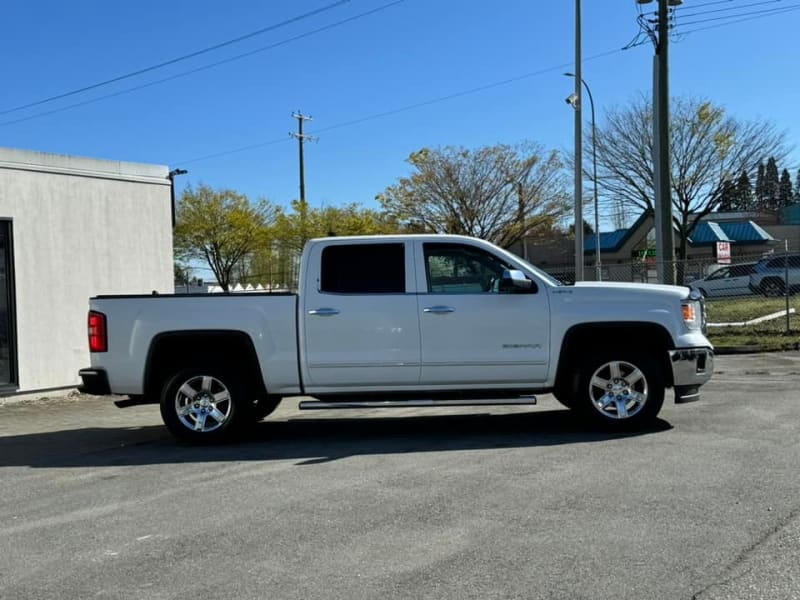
159,367,251,443
573,350,664,430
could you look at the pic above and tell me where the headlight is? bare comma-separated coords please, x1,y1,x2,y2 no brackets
681,299,704,331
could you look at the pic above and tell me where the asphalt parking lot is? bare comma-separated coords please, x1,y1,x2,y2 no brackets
1,352,799,600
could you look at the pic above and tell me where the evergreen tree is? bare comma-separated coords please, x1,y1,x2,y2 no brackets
779,168,793,208
755,162,766,208
735,170,753,210
717,179,736,211
794,169,800,203
764,156,780,210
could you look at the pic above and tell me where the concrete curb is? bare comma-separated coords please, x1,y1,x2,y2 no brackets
714,343,800,355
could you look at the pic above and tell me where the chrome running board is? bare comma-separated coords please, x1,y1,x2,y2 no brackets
298,396,537,410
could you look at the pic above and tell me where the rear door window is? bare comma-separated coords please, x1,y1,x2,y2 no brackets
320,243,406,294
730,265,753,277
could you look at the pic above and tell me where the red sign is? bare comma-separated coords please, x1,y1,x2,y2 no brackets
716,241,731,264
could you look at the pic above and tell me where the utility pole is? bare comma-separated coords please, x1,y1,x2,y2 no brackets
655,0,675,284
517,182,528,260
290,111,316,203
638,0,679,284
290,111,316,247
573,0,584,282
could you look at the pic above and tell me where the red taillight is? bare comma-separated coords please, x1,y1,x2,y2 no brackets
88,311,107,353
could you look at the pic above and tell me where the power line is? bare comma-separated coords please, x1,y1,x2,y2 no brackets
676,0,785,19
674,3,800,33
626,0,797,48
175,3,794,170
0,1,404,129
678,5,800,35
173,48,622,166
0,0,350,116
676,2,800,26
678,0,738,7
175,138,290,166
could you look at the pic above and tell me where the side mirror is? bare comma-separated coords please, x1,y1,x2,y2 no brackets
500,269,533,292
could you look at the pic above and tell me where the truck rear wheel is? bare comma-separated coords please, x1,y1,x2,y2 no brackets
573,350,664,430
159,367,251,443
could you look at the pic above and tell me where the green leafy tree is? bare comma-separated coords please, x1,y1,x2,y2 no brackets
174,184,276,291
377,142,570,248
174,262,191,286
592,95,787,276
244,201,403,288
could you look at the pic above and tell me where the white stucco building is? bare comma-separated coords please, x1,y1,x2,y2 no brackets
0,147,174,395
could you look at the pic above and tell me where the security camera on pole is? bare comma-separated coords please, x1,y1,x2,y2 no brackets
565,73,601,281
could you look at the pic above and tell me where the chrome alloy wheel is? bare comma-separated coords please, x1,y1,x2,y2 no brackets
174,375,233,433
588,360,648,420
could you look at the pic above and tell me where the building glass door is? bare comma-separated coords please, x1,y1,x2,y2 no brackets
0,220,17,388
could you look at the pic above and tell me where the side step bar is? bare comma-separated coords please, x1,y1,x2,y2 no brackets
298,396,537,410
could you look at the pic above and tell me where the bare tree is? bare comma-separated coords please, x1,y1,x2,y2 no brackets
376,143,571,248
593,95,789,269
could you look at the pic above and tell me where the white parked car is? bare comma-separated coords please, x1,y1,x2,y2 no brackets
691,263,757,298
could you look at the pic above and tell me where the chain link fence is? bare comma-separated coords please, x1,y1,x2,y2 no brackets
537,252,798,337
177,247,797,338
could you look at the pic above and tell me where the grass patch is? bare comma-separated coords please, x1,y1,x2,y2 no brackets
704,296,799,350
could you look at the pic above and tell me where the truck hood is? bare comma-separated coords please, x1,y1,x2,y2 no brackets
567,281,693,301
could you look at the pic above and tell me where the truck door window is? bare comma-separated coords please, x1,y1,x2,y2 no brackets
424,243,511,294
320,243,405,293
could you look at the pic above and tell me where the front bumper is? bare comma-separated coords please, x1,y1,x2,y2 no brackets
78,368,112,396
669,348,714,403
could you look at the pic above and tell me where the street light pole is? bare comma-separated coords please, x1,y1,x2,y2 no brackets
572,0,584,282
565,72,601,281
167,168,188,229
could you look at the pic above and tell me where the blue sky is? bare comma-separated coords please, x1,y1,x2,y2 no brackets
2,0,798,227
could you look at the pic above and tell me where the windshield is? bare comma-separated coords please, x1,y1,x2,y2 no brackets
512,257,564,287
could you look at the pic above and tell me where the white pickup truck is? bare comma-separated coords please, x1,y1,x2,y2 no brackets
79,234,714,442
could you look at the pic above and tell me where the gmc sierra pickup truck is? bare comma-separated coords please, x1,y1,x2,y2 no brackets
79,234,714,442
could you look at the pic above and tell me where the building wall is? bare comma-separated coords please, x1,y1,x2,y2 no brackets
0,148,173,393
762,225,800,253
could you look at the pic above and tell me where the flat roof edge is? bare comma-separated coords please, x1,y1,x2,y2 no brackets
0,147,170,185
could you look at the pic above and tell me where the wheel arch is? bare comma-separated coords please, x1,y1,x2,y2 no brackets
554,322,676,395
759,277,786,296
143,330,268,401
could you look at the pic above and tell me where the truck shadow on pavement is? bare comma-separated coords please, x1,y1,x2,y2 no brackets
0,409,672,469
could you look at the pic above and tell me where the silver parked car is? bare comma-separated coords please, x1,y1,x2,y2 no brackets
748,254,800,297
691,262,757,297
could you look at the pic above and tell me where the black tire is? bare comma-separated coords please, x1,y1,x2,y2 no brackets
552,387,577,409
760,279,785,297
251,396,282,421
159,366,252,443
571,349,664,430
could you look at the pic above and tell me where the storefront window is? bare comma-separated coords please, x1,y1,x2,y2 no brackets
0,221,17,387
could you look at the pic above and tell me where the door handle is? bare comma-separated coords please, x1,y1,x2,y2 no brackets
308,307,340,316
423,305,456,314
